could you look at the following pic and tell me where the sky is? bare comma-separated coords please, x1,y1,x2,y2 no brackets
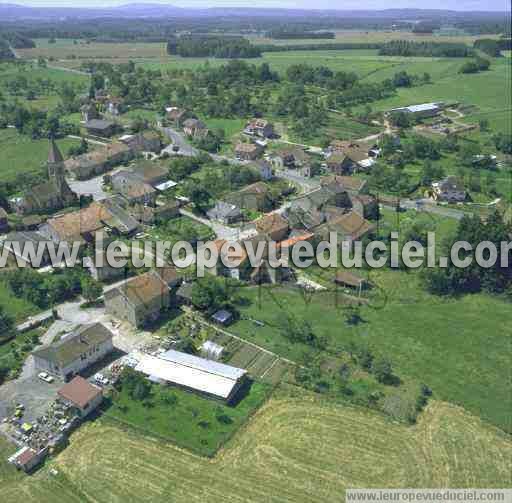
1,0,510,10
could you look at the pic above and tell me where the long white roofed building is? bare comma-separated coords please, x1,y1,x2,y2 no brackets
134,349,247,402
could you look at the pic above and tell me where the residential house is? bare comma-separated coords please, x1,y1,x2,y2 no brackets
254,212,289,241
183,118,208,139
225,182,272,212
41,199,139,245
106,97,123,116
111,170,157,206
57,376,103,418
249,159,272,180
84,119,116,137
315,210,375,245
320,175,368,195
15,140,78,216
80,103,100,123
33,323,114,381
244,118,274,139
268,147,310,170
0,207,9,233
431,176,466,203
4,231,53,267
119,131,163,154
84,252,127,281
207,201,242,224
104,268,180,328
65,142,133,180
235,142,264,161
166,107,194,127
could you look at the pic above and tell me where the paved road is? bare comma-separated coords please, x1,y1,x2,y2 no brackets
274,169,320,193
160,127,199,157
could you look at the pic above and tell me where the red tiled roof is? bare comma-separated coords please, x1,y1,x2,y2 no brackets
58,376,102,409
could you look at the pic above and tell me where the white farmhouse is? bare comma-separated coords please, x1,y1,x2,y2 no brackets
33,323,114,381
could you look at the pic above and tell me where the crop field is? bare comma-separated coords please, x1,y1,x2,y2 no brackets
247,30,500,46
1,387,510,502
17,39,167,62
0,129,81,187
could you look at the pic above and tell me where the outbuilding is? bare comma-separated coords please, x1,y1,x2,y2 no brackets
57,376,103,418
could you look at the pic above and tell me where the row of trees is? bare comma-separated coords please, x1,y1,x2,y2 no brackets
167,35,261,59
379,40,473,58
424,211,512,296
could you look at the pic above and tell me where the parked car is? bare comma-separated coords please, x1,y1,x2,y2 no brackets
38,372,54,383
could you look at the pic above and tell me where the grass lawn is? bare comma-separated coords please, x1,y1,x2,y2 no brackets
0,278,39,323
103,380,271,457
0,129,81,188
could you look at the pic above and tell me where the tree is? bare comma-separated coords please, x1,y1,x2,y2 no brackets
0,306,14,341
81,277,103,303
372,357,395,385
479,119,490,132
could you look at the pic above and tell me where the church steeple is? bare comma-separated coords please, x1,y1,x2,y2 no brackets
48,138,64,165
47,138,69,197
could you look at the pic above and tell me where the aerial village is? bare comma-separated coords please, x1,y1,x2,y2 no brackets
0,88,506,473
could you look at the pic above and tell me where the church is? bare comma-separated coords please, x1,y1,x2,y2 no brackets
16,139,78,215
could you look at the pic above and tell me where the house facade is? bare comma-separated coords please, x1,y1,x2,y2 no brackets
104,268,179,328
33,323,114,381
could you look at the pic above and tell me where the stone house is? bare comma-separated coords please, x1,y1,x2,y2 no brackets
120,131,163,154
183,118,208,138
244,118,274,139
249,159,273,180
207,201,242,224
235,142,264,161
104,268,180,328
84,119,116,137
225,182,272,212
65,142,133,180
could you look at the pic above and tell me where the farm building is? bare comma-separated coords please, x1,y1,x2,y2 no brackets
134,349,247,402
8,446,47,473
84,119,116,137
389,102,443,119
33,323,114,381
104,268,180,328
201,340,224,361
57,376,103,418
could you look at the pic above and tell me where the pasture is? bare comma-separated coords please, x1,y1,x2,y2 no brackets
1,388,510,502
230,281,512,434
0,129,81,187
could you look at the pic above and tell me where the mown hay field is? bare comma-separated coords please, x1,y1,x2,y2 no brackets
1,387,511,502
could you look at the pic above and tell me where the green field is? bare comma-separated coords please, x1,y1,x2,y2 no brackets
104,380,270,457
363,58,512,133
0,129,80,187
0,278,39,323
229,276,512,434
1,387,510,502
